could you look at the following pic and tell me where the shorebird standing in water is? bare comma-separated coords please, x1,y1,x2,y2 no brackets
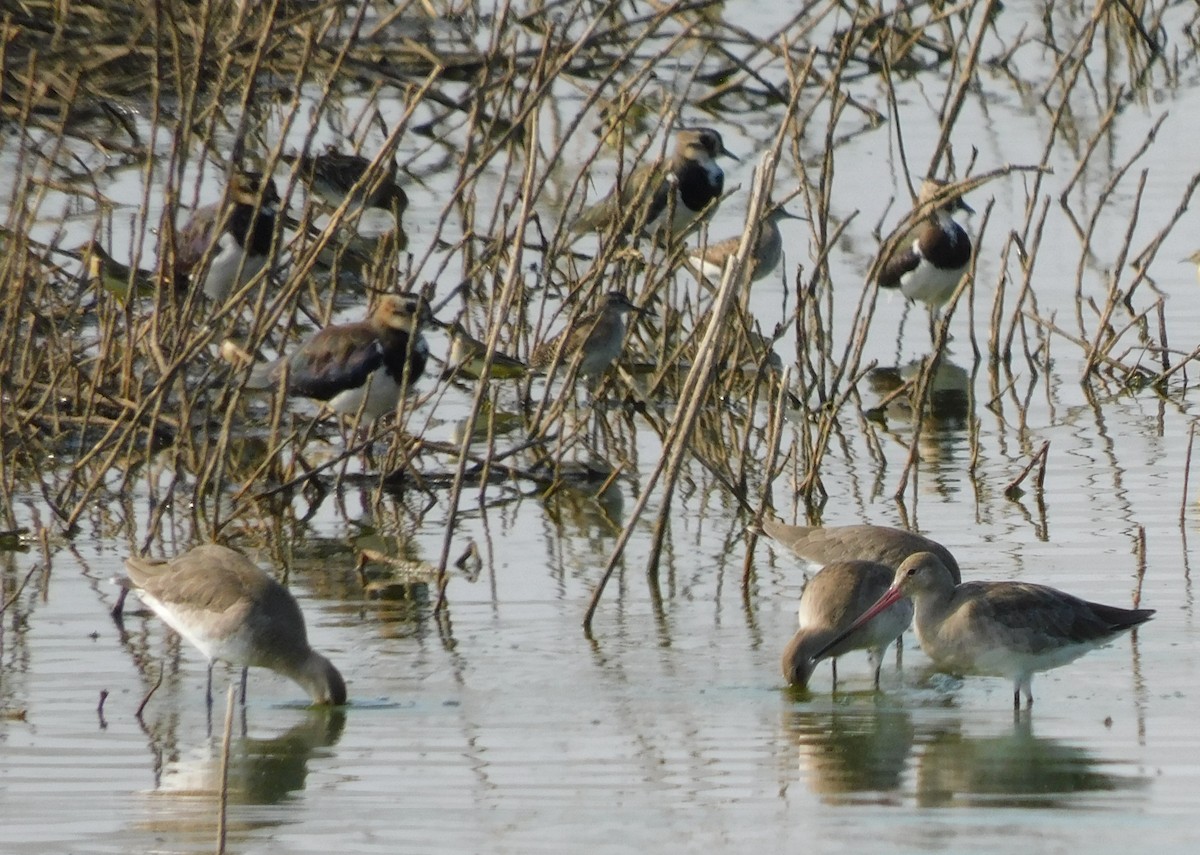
445,322,528,380
755,518,961,582
530,291,650,383
238,293,443,423
73,240,156,303
118,544,347,708
812,552,1154,709
283,149,408,220
781,559,912,690
687,201,805,285
877,178,973,312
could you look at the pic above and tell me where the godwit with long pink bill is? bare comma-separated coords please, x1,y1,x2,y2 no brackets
812,552,1154,709
781,560,911,689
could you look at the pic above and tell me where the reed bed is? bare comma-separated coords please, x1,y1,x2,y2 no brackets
1,0,1197,629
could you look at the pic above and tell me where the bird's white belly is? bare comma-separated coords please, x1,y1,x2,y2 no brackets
918,625,1104,678
137,592,250,666
899,259,964,306
691,255,725,279
202,238,264,302
329,369,403,421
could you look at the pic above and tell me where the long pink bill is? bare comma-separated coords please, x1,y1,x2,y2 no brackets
810,585,907,662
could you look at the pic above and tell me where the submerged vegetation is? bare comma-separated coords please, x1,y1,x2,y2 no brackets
0,0,1197,632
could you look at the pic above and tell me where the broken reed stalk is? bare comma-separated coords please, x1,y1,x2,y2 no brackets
1081,165,1148,377
432,100,548,608
6,0,816,541
134,665,164,720
742,366,792,594
583,152,782,635
925,0,1000,177
1181,421,1196,527
995,196,1051,366
1003,440,1050,499
216,684,236,855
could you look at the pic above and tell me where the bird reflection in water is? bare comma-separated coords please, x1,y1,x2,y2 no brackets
866,357,970,429
866,357,970,496
916,715,1147,808
133,709,346,843
784,702,1148,808
782,699,915,801
151,709,346,803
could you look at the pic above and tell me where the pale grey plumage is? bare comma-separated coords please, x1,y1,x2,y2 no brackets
756,518,961,583
781,559,913,689
121,544,346,706
813,552,1154,708
530,292,647,380
688,203,804,282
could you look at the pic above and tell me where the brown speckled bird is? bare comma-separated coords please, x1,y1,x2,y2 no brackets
530,292,649,380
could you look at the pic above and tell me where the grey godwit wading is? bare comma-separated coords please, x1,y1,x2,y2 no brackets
755,518,961,583
571,127,737,239
781,560,912,689
878,178,973,310
174,170,281,303
812,552,1154,708
120,544,346,707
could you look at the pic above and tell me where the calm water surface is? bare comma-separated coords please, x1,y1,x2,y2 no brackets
4,2,1200,852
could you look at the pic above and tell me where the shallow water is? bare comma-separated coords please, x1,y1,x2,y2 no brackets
5,1,1200,852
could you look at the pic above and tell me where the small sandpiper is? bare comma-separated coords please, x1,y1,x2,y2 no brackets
446,322,528,380
530,291,649,381
813,552,1154,708
283,150,408,220
119,543,347,707
242,293,442,422
571,127,738,239
781,559,912,690
687,201,805,284
878,178,973,309
174,170,281,303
